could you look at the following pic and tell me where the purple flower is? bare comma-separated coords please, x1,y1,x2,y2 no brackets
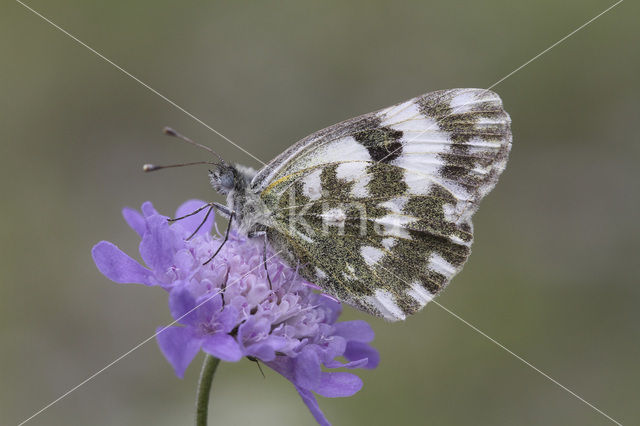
92,200,379,426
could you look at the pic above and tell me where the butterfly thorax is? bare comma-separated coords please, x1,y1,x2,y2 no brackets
209,163,272,236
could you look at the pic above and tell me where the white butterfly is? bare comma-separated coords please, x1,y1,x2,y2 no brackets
153,88,512,321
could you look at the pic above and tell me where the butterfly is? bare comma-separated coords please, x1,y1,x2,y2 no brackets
152,88,512,321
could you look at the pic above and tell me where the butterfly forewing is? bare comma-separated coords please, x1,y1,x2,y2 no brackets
253,89,511,320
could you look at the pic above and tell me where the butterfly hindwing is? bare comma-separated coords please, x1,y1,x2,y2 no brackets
253,89,511,320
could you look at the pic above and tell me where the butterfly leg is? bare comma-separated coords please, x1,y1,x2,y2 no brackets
169,202,231,222
185,204,214,241
203,211,235,266
263,234,273,290
246,356,266,378
168,202,232,241
210,202,232,218
168,202,212,222
247,230,273,290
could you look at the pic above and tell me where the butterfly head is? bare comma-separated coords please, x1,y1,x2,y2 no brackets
208,162,240,195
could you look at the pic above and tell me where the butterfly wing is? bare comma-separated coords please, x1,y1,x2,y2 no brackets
252,89,511,320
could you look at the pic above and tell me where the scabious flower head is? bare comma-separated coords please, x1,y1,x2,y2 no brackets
92,200,379,425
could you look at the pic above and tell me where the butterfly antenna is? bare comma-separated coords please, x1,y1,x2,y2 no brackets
163,127,226,164
142,161,216,172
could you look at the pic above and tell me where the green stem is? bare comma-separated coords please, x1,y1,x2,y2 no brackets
195,355,221,426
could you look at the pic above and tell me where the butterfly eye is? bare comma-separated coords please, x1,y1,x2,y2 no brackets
219,171,235,189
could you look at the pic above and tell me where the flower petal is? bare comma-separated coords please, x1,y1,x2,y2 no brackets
244,335,288,362
296,387,331,426
92,241,152,285
168,287,198,326
216,305,239,333
265,357,294,382
344,341,380,369
141,201,158,218
317,295,342,324
237,316,271,343
323,358,369,370
139,213,182,272
169,288,223,327
156,326,202,378
202,333,243,362
293,346,322,390
313,372,363,398
318,335,346,362
174,199,215,237
333,320,375,343
122,207,146,237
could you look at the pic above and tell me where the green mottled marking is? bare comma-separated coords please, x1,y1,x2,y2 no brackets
367,163,407,198
353,126,404,163
320,164,354,204
404,187,473,245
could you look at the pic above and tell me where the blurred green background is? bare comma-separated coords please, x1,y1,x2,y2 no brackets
2,1,638,425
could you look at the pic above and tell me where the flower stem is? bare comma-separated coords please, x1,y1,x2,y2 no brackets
195,355,221,426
